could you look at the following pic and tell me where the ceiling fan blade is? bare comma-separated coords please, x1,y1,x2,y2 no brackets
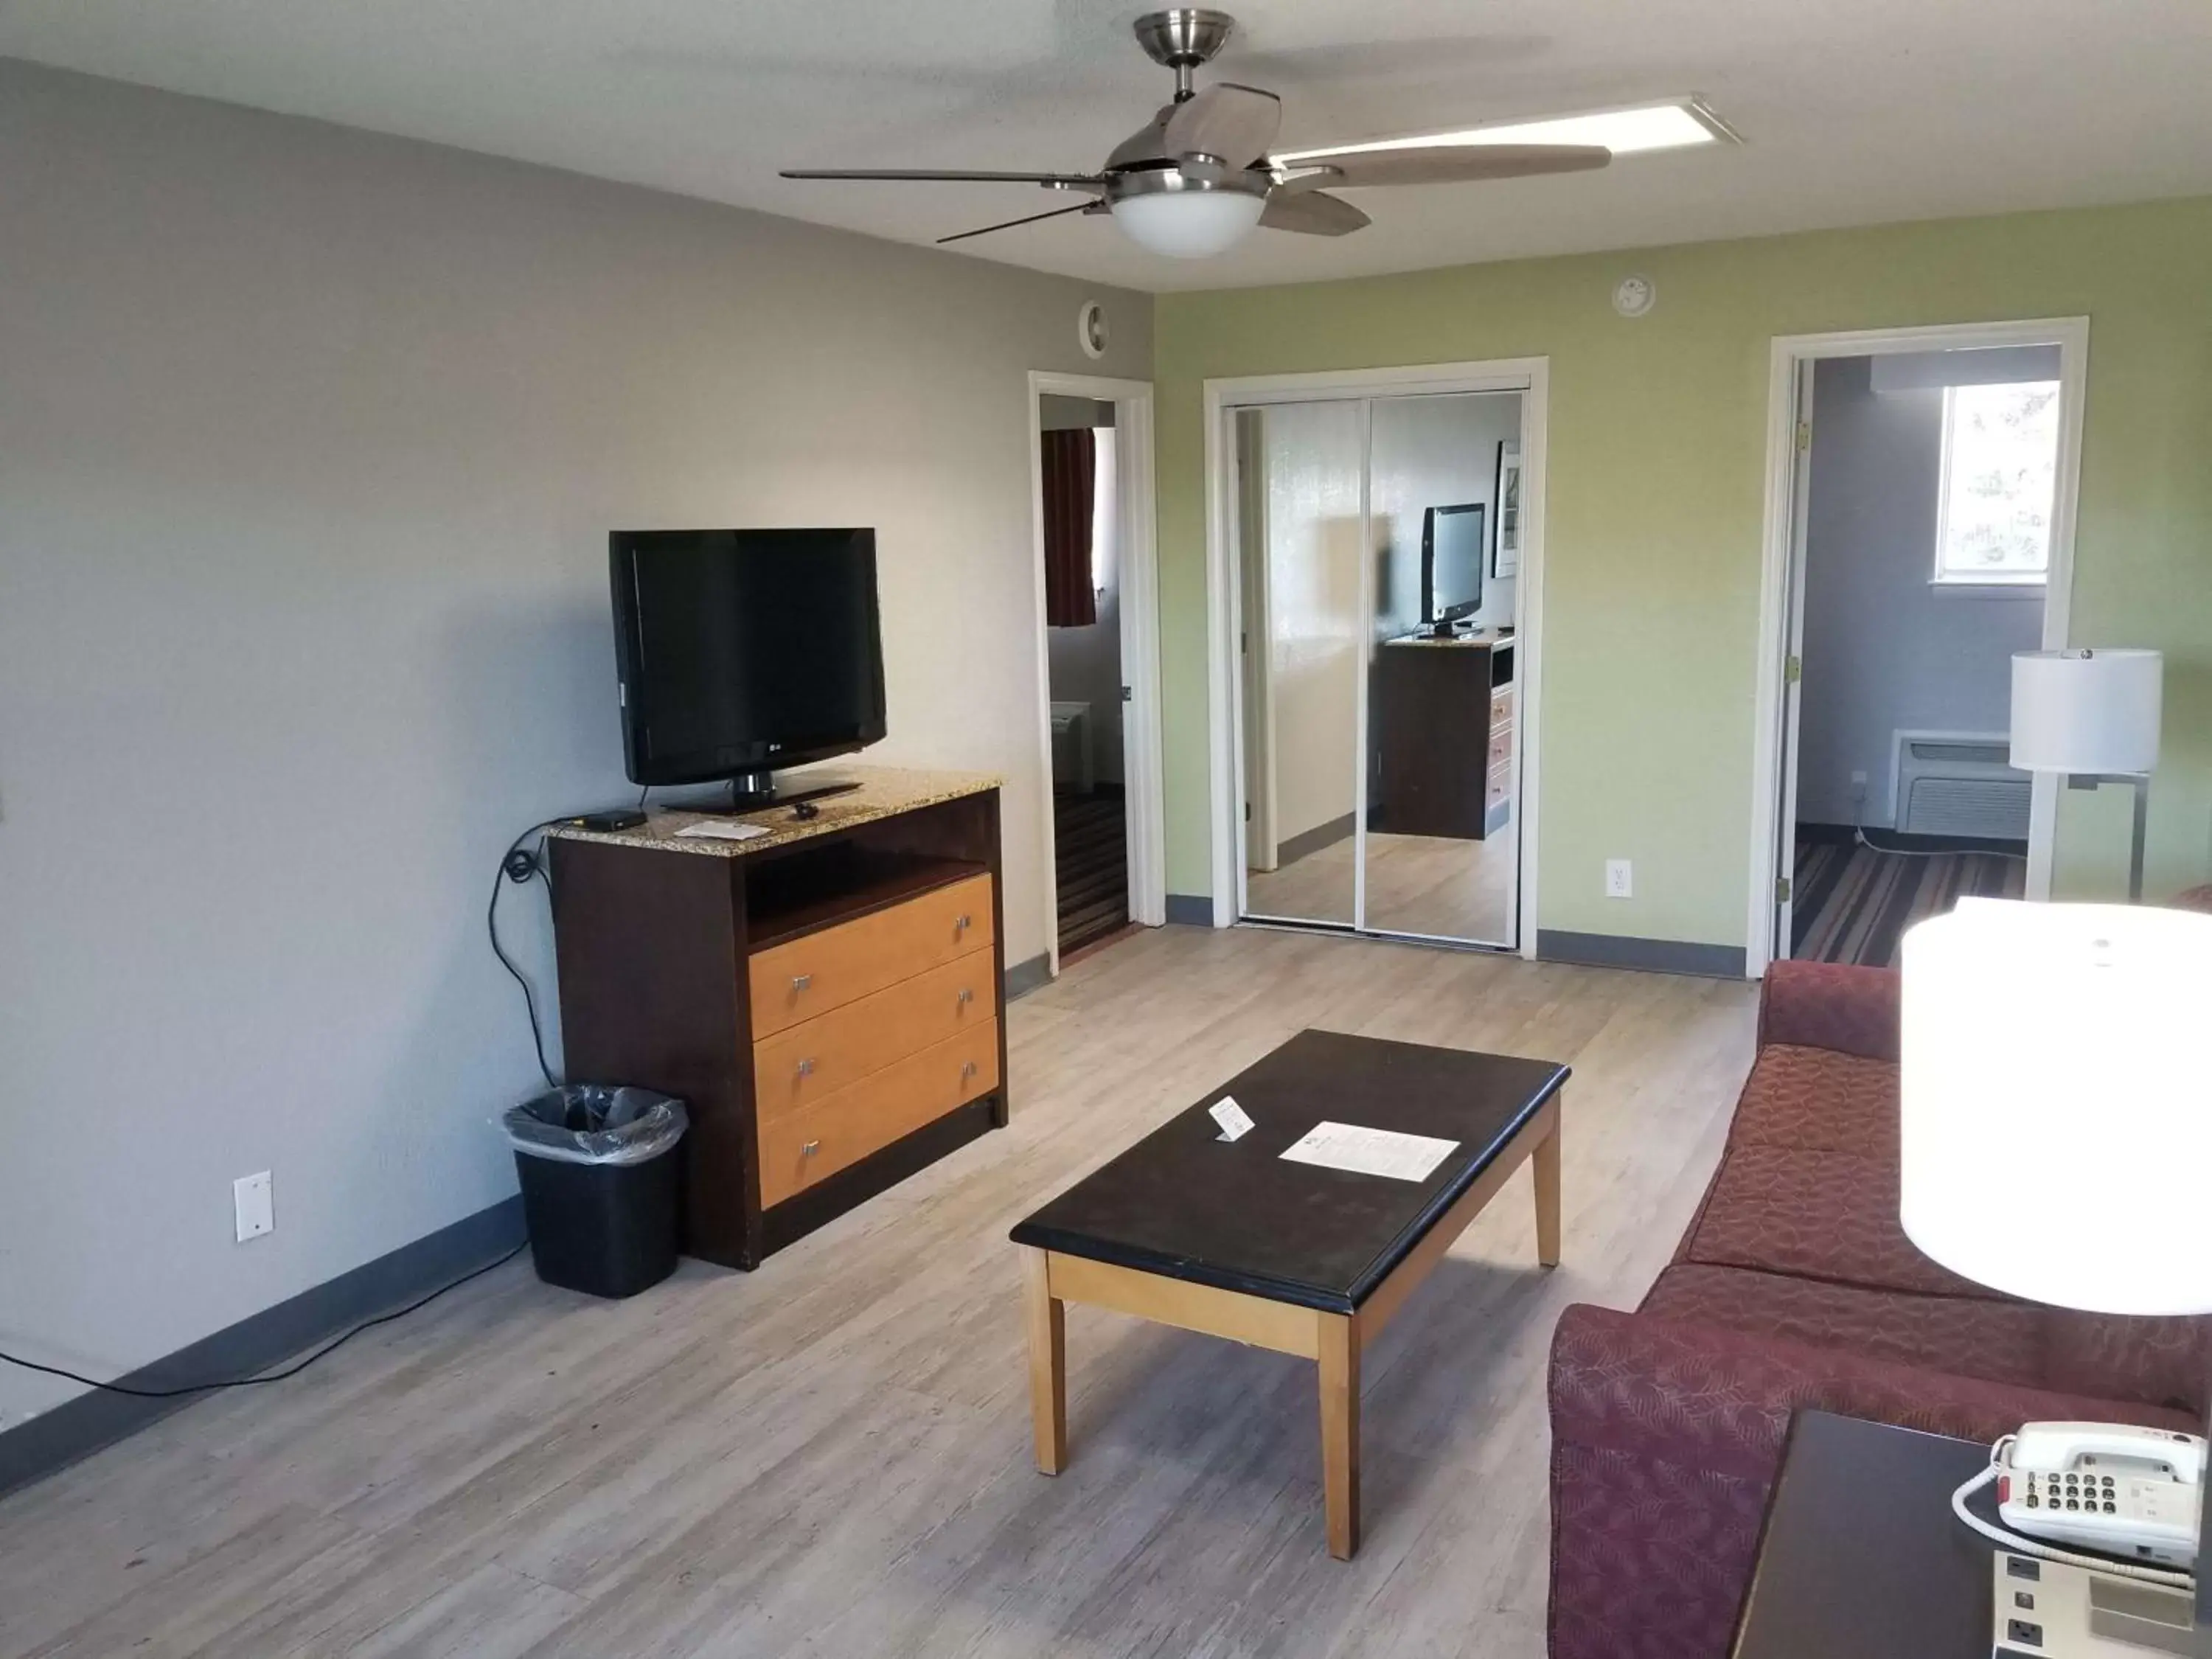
1163,83,1282,167
1279,144,1609,190
936,200,1102,246
1259,189,1371,237
781,168,1107,189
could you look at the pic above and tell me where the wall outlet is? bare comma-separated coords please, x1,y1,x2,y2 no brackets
1604,858,1633,900
234,1171,274,1242
1851,770,1868,802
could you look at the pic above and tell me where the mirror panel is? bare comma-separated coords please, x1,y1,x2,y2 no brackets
1237,400,1366,928
1361,392,1524,946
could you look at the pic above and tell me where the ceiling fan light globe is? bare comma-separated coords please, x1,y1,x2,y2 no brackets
1109,188,1265,258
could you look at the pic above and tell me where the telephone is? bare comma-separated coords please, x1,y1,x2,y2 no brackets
1992,1422,2204,1571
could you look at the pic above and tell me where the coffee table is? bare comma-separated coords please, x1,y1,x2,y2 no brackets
1009,1028,1568,1559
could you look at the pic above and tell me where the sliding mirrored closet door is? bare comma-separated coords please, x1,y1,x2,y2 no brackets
1237,400,1366,928
1234,388,1526,950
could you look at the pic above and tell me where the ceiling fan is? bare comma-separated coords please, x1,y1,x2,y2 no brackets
781,8,1611,260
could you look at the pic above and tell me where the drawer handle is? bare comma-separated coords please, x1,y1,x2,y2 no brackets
961,1060,978,1079
801,1140,821,1158
957,987,974,1006
791,973,812,992
954,914,973,933
796,1057,815,1077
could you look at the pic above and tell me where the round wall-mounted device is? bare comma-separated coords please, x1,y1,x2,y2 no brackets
1079,300,1109,359
1613,274,1656,318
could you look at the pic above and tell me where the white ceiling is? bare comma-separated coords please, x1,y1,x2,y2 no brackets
5,0,2211,293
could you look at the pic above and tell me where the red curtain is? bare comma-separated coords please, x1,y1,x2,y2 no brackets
1041,428,1097,628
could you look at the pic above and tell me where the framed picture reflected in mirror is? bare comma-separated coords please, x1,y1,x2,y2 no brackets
1492,441,1521,578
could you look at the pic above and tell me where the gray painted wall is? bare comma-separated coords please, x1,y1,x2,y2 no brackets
1796,354,2043,827
0,60,1149,1427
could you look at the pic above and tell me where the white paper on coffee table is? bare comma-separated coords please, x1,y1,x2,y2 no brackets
1279,1121,1459,1183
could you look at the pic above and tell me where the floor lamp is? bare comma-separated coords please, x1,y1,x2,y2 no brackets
2011,649,2164,900
1904,899,2212,1656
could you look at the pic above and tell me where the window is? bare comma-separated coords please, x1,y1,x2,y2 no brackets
1933,380,2060,585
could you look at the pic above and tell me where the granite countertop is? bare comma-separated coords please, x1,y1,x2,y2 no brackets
1385,627,1517,650
547,765,1002,859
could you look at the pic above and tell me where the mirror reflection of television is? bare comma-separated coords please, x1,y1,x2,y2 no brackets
609,528,886,801
1421,503,1485,633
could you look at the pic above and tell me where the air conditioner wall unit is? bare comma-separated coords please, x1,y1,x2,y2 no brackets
1892,730,2031,841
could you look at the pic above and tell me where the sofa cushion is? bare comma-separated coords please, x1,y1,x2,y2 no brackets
1679,1141,1996,1298
1641,1262,2048,1392
1724,1043,1899,1158
2044,1310,2212,1417
1756,960,1902,1062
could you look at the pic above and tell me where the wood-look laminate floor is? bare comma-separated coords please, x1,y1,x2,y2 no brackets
0,926,1756,1659
1245,828,1517,946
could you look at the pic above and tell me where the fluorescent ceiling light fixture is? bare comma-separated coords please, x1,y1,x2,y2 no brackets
1276,99,1735,164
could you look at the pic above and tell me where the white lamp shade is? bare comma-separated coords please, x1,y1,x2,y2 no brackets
1901,900,2212,1313
2010,647,2163,773
1110,189,1265,259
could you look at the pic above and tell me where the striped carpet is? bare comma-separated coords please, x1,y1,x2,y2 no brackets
1054,791,1129,957
1792,838,2025,967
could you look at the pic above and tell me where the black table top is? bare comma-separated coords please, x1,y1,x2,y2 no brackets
1009,1029,1567,1315
1732,1411,1996,1658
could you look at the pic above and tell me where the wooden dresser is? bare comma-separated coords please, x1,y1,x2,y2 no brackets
547,769,1006,1270
1369,631,1516,841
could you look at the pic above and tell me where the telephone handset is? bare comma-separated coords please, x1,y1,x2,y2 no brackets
1992,1421,2205,1571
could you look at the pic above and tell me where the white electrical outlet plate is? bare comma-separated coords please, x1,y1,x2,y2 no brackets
234,1171,273,1242
1605,859,1634,899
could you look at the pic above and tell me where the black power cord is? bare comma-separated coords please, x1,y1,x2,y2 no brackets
0,1243,526,1399
490,818,571,1090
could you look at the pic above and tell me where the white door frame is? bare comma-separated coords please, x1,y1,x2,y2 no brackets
1027,372,1166,975
1745,316,2089,977
1203,358,1551,959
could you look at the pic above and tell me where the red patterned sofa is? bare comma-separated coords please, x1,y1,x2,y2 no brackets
1545,959,2210,1659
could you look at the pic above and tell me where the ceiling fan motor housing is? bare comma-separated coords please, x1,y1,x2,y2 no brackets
1133,10,1237,72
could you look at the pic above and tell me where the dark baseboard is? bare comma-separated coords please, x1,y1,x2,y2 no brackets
1537,930,1747,979
0,1194,526,1500
1004,952,1052,1001
1164,893,1214,927
1277,813,1356,866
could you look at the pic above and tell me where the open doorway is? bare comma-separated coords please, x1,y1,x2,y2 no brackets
1040,394,1130,958
1028,372,1164,975
1750,321,2087,974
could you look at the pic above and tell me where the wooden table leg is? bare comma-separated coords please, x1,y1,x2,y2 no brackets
1532,1107,1562,1269
1318,1311,1360,1559
1023,1246,1067,1475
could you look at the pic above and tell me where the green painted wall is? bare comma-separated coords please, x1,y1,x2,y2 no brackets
1153,197,2212,948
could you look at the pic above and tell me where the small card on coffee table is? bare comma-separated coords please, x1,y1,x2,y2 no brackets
1279,1120,1459,1183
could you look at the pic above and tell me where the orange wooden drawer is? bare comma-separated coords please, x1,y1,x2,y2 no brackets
758,1019,1001,1207
748,873,994,1039
752,945,996,1122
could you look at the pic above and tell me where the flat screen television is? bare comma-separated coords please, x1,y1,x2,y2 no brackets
609,528,886,805
1420,503,1485,633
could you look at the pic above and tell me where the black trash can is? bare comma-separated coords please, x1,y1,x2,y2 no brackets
502,1085,686,1298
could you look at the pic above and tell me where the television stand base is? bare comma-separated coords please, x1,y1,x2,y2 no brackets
676,773,864,816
